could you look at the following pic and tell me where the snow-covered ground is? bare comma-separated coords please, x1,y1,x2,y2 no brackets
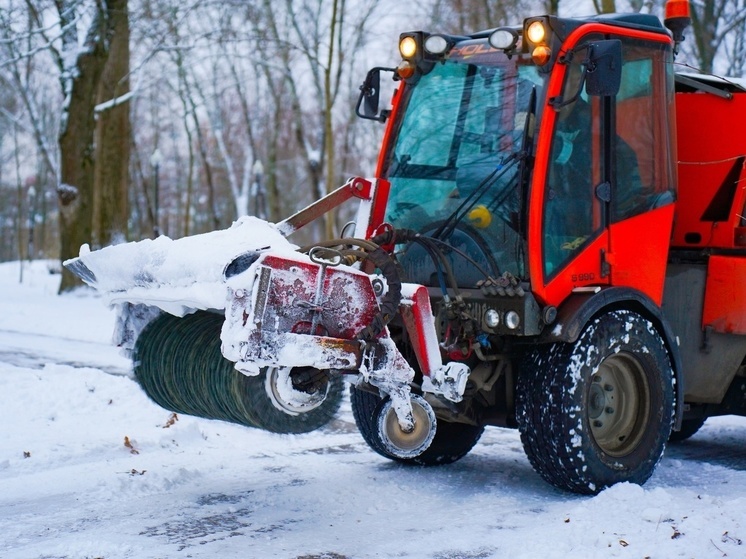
1,260,745,559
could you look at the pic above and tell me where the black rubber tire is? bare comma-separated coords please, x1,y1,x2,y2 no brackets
134,310,343,433
669,417,707,443
516,310,675,494
350,385,484,465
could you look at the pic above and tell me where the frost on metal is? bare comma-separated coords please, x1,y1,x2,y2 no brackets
221,251,419,430
112,302,161,355
360,336,416,431
221,249,380,374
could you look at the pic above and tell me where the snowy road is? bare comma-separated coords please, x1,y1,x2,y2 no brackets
1,261,745,559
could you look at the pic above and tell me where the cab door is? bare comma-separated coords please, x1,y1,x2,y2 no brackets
606,36,677,306
535,34,611,307
530,29,676,309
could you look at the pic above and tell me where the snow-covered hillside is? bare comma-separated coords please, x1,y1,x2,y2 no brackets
1,260,744,559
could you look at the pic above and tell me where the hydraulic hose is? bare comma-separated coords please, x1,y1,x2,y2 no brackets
357,245,402,342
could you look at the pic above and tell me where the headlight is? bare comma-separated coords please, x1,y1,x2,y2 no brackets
485,309,500,328
399,36,418,59
526,21,546,44
489,28,518,50
505,311,521,330
424,35,449,55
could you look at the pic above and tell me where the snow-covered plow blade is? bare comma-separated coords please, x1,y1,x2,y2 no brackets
65,217,294,316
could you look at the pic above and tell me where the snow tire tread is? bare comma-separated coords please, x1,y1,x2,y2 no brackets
516,310,675,494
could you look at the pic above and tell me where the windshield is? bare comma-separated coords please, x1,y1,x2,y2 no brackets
382,51,544,287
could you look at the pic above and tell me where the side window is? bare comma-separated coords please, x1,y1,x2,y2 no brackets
613,40,675,222
543,56,602,277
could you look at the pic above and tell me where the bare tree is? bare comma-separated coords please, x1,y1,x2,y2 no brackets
0,4,59,184
55,0,131,292
427,0,527,33
725,2,746,76
254,0,381,238
688,0,746,75
591,0,618,14
93,0,130,248
2,1,131,291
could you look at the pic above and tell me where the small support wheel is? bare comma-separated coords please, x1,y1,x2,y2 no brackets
351,385,484,465
376,394,437,459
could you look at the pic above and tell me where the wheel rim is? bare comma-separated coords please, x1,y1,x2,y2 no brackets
264,367,330,416
588,352,651,458
379,395,436,458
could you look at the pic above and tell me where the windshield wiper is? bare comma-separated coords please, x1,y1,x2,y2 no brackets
431,151,520,241
428,82,537,242
432,86,537,241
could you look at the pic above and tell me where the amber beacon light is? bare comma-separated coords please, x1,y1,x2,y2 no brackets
664,0,691,50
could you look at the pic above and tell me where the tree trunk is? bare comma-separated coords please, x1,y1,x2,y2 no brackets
266,99,282,223
58,51,106,290
57,1,123,293
93,0,130,248
691,1,721,74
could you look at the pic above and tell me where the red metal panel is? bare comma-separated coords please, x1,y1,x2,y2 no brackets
399,284,442,376
703,255,746,334
608,204,674,306
673,91,746,249
364,179,391,239
540,233,610,308
259,254,379,340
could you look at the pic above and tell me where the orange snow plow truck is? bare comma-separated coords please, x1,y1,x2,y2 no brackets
66,0,746,494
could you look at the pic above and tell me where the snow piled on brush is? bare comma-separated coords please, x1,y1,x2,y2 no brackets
68,216,297,314
1,260,746,559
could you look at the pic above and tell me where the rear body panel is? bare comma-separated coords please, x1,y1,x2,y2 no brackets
672,86,746,249
703,255,746,334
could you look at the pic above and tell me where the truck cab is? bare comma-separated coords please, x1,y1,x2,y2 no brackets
368,13,678,317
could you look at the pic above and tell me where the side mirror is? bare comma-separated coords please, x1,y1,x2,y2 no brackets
585,39,622,97
356,67,395,122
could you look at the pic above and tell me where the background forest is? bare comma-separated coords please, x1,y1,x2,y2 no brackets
1,0,745,291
